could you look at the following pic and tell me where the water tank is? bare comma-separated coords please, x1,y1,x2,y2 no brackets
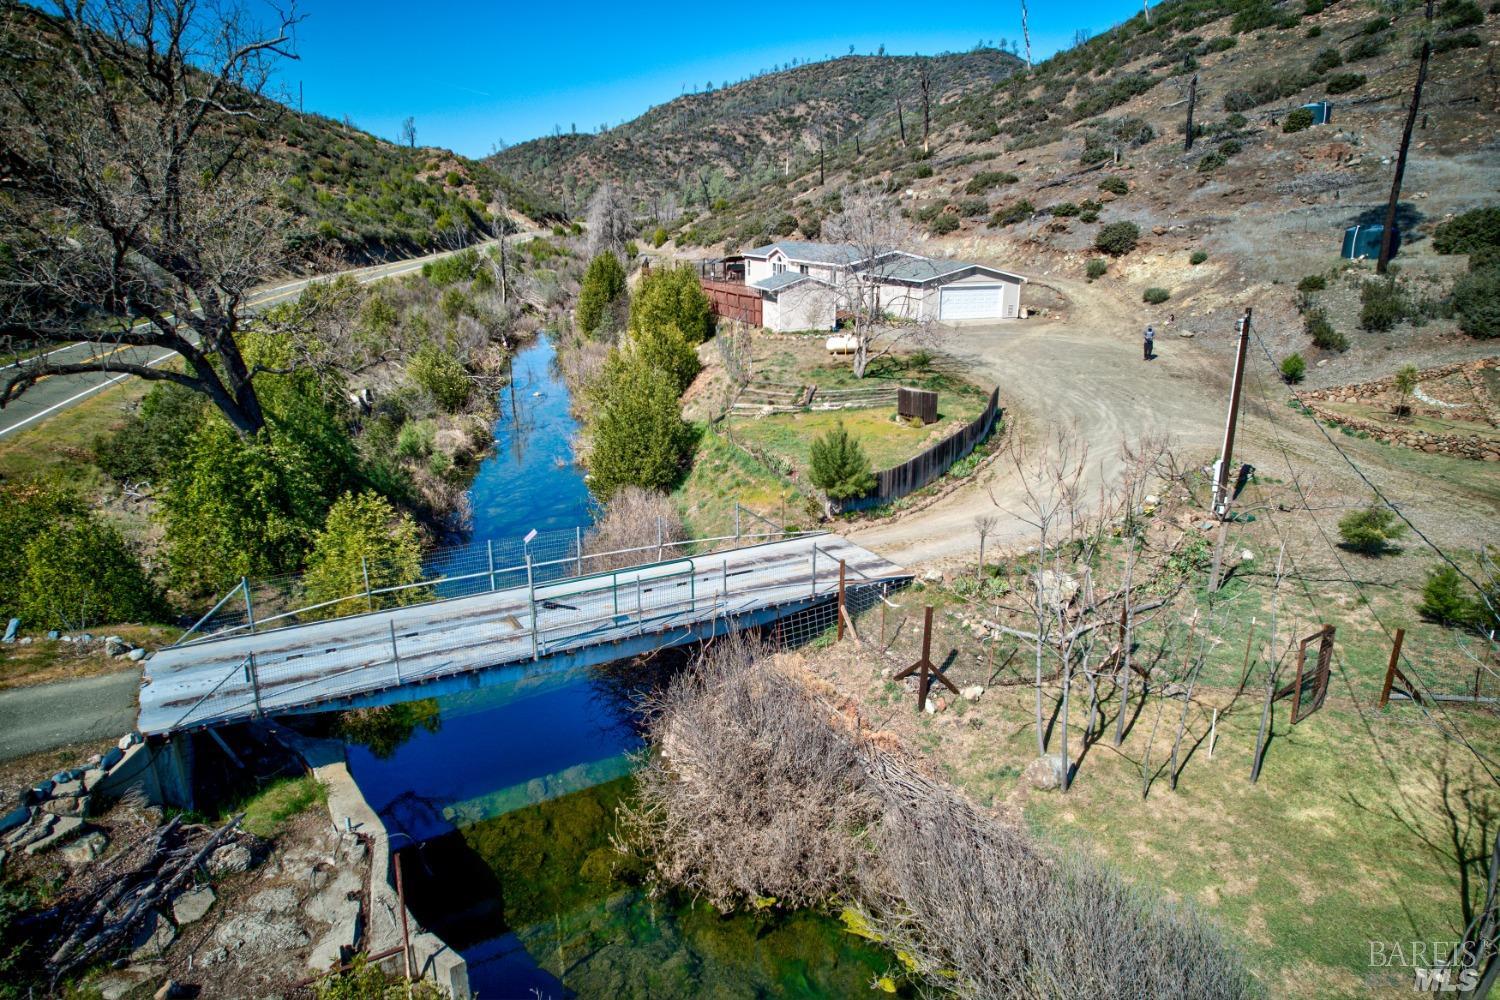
1302,101,1332,125
1342,224,1397,260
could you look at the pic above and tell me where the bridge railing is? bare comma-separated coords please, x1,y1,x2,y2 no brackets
175,509,820,646
164,544,895,731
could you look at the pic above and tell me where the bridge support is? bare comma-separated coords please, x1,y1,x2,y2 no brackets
92,732,197,811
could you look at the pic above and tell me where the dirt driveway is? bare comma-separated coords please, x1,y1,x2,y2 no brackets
849,276,1229,567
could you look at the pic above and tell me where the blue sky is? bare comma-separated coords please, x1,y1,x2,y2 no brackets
274,0,1146,158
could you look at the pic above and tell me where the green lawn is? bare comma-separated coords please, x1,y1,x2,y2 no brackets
672,424,818,541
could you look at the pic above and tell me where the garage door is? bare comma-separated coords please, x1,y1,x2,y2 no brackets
939,284,1004,321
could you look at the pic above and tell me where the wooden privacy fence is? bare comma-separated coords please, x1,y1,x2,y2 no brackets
841,387,1000,512
700,278,762,326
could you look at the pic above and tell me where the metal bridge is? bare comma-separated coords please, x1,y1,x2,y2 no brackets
137,534,908,735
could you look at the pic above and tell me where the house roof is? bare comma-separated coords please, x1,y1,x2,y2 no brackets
872,256,1028,285
748,271,819,293
740,241,867,266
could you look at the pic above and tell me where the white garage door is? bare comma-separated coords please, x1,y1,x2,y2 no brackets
939,284,1004,321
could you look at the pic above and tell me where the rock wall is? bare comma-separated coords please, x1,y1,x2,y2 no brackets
1295,359,1500,463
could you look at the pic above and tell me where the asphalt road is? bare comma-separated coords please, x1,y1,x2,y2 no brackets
0,241,498,439
0,669,141,762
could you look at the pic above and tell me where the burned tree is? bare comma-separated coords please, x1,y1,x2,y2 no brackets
0,0,301,437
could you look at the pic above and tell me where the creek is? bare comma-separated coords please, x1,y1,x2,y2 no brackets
341,334,897,997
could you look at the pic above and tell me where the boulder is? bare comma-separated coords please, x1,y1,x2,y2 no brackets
41,794,89,818
92,965,162,1000
207,842,254,876
52,779,83,798
961,685,985,702
128,647,148,662
0,805,30,837
25,815,84,855
104,636,128,657
101,747,124,770
60,830,109,864
127,909,176,961
1023,754,1068,791
6,813,55,850
171,885,215,925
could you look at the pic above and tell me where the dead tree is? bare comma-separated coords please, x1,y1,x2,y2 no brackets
918,64,933,152
896,91,908,146
585,179,633,261
1378,0,1435,274
1184,74,1199,152
400,115,417,148
0,0,301,437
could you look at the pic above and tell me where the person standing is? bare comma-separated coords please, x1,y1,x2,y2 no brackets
1144,325,1155,361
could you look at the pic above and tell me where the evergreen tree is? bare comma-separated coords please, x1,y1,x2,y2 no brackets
586,353,693,501
629,264,713,344
577,252,627,336
631,321,701,395
18,516,160,631
304,491,427,619
810,422,876,502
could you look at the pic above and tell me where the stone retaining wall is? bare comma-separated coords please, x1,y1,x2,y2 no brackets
1294,358,1499,463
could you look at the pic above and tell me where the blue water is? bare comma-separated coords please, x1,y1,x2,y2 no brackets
465,333,594,544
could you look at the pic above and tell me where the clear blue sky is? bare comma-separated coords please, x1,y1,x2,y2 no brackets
274,0,1146,158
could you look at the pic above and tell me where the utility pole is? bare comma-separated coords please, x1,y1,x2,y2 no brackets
1209,308,1252,592
1184,74,1198,152
1378,0,1434,274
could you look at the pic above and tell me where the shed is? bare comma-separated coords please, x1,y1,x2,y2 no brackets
1301,101,1332,125
1342,224,1398,260
749,272,837,332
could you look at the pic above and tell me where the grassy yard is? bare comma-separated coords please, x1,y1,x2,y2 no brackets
825,578,1498,999
730,348,994,479
672,424,819,541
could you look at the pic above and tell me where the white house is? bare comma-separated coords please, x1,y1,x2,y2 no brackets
733,241,1027,331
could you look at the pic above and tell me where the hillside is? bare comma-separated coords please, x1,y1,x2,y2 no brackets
0,3,551,265
490,49,1023,216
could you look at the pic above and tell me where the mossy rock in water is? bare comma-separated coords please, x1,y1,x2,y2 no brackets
580,845,646,886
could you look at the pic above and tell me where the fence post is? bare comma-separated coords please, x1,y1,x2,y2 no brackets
1379,627,1406,709
734,504,741,544
527,554,538,661
635,576,644,631
241,577,256,634
688,559,696,611
487,540,497,592
612,572,619,616
810,546,818,598
389,620,403,684
837,560,847,641
362,557,373,612
246,652,263,717
576,526,584,576
657,517,664,562
722,559,729,603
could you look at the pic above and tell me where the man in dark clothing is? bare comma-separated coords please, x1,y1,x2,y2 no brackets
1144,325,1155,360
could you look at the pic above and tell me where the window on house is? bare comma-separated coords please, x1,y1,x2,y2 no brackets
773,263,785,274
799,264,809,274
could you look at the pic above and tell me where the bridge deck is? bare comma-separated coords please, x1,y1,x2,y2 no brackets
138,534,907,735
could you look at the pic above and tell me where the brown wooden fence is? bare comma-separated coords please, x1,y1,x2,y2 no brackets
700,278,762,326
840,388,1000,512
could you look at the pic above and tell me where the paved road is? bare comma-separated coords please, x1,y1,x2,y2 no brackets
0,240,502,439
0,669,141,762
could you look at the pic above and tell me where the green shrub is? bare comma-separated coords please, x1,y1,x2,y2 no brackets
1098,176,1129,195
1432,206,1500,256
1282,108,1316,133
1304,308,1348,351
1359,278,1410,331
1311,47,1343,73
1086,258,1108,280
94,382,207,484
990,200,1035,226
1231,1,1280,33
420,247,480,287
303,491,425,618
652,227,669,248
1306,25,1323,37
1143,287,1171,304
930,213,960,234
1190,250,1208,265
1452,266,1500,339
314,953,447,1000
395,419,435,460
1280,353,1307,383
1326,73,1367,94
1197,151,1228,172
1218,139,1242,157
1429,31,1483,55
1441,0,1486,27
1094,221,1140,256
18,516,160,630
809,422,876,502
585,354,693,502
965,171,1019,194
407,344,472,412
577,252,628,336
1297,273,1327,293
1206,36,1237,52
1050,202,1081,218
1419,566,1486,629
630,265,713,345
1346,34,1388,61
1337,505,1406,554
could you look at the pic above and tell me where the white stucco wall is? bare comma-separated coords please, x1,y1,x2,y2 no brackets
766,282,836,331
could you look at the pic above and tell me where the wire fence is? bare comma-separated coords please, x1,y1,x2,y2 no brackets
177,509,822,646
